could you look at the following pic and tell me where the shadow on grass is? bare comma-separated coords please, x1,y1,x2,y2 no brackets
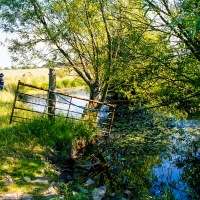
0,91,96,196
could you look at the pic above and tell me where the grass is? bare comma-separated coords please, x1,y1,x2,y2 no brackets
0,68,49,78
0,91,97,198
0,91,48,194
0,68,87,94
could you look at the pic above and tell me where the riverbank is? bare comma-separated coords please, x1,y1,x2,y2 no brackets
1,87,200,199
0,91,97,199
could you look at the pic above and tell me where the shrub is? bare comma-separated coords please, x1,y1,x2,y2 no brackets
70,79,85,87
62,79,71,87
56,68,70,78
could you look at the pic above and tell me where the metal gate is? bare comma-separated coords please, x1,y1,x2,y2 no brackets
10,81,116,135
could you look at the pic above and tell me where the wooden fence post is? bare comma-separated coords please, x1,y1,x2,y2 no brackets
48,68,56,119
10,80,20,124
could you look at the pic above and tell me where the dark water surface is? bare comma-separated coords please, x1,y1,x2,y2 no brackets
100,119,200,199
27,92,200,199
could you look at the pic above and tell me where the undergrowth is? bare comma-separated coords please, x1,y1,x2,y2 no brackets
0,91,97,198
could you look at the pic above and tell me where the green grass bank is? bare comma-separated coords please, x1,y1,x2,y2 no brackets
0,90,97,198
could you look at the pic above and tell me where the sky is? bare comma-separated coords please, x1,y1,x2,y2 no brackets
0,30,48,68
0,31,12,68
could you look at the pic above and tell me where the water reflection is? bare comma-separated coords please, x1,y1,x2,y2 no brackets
26,94,200,199
96,116,200,199
55,90,89,118
151,120,200,199
152,156,188,199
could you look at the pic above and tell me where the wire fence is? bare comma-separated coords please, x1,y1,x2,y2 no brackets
10,81,116,135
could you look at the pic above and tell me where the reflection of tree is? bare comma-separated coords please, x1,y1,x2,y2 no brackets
76,112,200,199
100,112,171,199
107,114,200,199
173,128,200,199
182,158,200,199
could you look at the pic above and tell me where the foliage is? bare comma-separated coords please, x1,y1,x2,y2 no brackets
143,0,200,64
57,182,90,200
136,0,200,116
56,68,70,78
1,0,200,116
110,43,196,115
0,0,148,102
107,14,200,116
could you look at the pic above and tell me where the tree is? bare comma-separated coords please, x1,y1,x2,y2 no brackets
0,0,146,106
144,0,200,62
132,0,200,114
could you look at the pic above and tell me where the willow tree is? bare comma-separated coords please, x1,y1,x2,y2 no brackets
134,0,200,114
0,0,147,105
144,0,200,62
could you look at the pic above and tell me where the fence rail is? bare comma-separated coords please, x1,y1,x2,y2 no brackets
10,81,116,135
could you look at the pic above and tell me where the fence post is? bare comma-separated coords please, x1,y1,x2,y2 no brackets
48,68,56,119
10,80,20,124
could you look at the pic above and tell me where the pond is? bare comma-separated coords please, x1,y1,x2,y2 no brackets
26,91,200,199
78,114,200,199
26,88,110,121
151,120,200,199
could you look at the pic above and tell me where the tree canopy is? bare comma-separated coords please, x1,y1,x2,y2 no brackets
1,0,200,114
0,0,148,103
142,0,200,114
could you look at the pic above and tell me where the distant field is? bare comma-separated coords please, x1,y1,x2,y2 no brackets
0,68,85,92
0,68,49,79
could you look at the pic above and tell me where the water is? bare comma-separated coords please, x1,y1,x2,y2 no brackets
152,151,188,199
151,120,200,199
26,94,200,199
94,117,200,199
26,89,90,118
54,89,90,118
25,88,112,132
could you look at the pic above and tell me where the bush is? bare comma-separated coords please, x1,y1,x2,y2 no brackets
56,68,70,78
70,79,85,87
62,79,71,87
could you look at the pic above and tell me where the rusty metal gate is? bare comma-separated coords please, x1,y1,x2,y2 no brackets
10,81,116,135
